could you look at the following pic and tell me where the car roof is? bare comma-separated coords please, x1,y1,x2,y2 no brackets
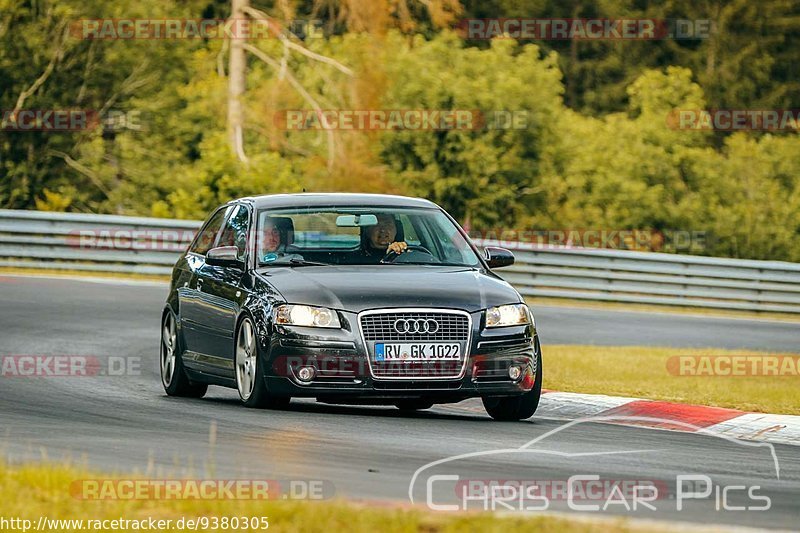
235,193,439,210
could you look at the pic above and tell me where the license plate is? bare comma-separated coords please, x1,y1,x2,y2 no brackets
374,343,461,362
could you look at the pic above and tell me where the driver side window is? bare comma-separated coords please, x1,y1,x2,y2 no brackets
217,204,250,260
189,208,227,256
399,215,421,246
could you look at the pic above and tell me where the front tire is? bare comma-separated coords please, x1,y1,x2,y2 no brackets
482,352,542,421
235,316,290,409
161,310,207,398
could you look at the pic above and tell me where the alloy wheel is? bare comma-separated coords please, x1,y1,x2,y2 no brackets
236,319,258,400
160,313,177,387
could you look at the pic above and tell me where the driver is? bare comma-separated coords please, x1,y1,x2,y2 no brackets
361,214,408,262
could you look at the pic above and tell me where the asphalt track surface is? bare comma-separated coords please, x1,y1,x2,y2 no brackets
1,275,799,530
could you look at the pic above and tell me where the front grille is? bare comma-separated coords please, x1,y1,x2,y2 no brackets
359,310,470,379
360,311,469,342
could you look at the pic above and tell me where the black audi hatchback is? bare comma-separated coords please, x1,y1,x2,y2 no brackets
160,193,542,420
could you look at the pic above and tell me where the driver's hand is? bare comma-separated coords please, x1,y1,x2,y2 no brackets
387,241,408,254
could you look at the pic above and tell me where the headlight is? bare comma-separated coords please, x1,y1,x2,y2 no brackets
274,304,341,328
485,304,531,328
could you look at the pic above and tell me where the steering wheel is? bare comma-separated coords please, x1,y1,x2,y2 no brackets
380,244,434,263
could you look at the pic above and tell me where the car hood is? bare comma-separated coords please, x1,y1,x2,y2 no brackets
255,265,521,313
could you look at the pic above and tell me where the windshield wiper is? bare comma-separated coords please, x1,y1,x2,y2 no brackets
384,261,477,268
437,263,479,268
286,258,330,267
259,258,330,267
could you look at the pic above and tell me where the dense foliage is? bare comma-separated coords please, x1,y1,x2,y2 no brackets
1,0,799,261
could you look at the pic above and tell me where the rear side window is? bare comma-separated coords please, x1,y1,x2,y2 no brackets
189,208,227,255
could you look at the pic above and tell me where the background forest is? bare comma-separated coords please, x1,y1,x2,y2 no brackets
2,0,800,260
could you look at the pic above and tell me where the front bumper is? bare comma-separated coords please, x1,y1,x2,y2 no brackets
260,309,539,402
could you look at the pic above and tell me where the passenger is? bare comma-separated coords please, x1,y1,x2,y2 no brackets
261,217,284,255
361,214,408,262
260,216,303,263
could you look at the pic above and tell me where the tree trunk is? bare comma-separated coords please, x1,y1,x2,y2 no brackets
228,0,249,162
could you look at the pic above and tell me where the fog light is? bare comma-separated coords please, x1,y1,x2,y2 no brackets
508,365,522,381
297,366,316,382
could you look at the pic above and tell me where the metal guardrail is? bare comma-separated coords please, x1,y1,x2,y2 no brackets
0,209,198,276
2,209,800,313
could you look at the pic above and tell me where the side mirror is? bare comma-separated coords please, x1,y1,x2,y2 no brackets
484,246,514,269
206,246,244,268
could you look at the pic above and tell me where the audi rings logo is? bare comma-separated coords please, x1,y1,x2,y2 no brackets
393,318,439,335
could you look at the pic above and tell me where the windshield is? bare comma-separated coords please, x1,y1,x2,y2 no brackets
255,206,481,268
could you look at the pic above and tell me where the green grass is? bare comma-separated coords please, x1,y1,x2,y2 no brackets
544,345,800,414
0,461,651,532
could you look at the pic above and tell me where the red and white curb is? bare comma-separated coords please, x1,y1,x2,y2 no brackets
538,391,800,446
446,391,800,446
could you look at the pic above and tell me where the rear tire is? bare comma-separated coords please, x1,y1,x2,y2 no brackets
395,400,434,411
482,352,542,421
161,310,207,398
235,316,290,409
